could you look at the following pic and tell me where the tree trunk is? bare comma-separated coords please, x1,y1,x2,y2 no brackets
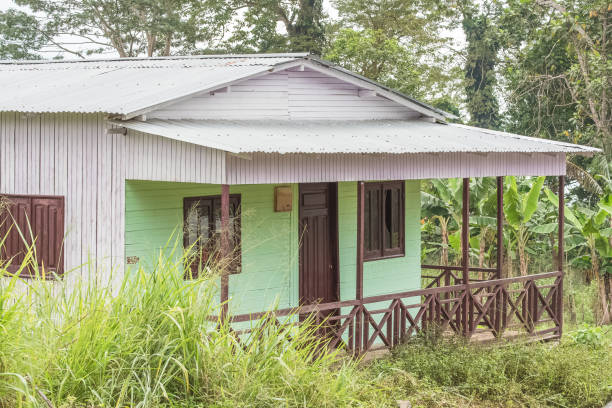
507,246,513,278
478,232,486,280
518,244,528,276
598,274,611,325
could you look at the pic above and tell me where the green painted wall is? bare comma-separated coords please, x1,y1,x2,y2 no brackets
337,181,422,301
125,180,421,315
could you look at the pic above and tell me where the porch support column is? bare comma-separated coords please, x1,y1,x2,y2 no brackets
220,184,230,320
461,178,471,336
356,181,365,300
495,176,504,336
557,176,565,337
355,181,365,353
496,177,504,279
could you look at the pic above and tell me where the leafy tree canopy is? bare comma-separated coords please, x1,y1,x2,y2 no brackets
0,8,44,59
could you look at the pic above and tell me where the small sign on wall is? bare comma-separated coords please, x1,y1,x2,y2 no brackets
274,186,292,212
126,256,140,265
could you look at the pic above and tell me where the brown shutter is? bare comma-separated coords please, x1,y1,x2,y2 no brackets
0,196,32,272
0,195,64,276
31,197,64,274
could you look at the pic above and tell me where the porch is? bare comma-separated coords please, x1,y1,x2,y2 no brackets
216,176,566,354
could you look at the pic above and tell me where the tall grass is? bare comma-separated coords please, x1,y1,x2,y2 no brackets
370,333,612,408
0,251,383,408
1,244,611,407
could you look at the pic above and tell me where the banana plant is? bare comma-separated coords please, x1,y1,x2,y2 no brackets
544,189,612,324
503,176,546,276
422,179,465,265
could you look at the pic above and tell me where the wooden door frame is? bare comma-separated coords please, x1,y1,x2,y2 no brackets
298,182,340,304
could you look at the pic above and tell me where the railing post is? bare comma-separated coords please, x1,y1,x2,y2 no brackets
462,178,471,336
557,176,565,337
495,176,504,337
220,184,231,322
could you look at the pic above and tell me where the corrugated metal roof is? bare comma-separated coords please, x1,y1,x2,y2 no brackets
0,54,304,115
114,119,601,155
0,53,455,120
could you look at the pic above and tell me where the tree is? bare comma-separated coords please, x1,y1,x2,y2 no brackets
324,28,427,97
460,2,503,129
0,9,44,59
505,0,611,155
223,0,326,54
13,0,231,58
325,0,462,104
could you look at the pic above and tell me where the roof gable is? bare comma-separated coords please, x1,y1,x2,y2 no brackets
147,66,423,121
0,54,452,121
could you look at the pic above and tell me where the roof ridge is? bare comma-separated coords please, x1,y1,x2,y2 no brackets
0,52,309,65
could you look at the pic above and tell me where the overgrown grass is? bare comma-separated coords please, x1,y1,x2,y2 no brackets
0,252,384,408
369,332,612,408
1,251,611,408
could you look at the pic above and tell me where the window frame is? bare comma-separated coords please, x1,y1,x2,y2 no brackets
182,194,242,277
362,181,405,262
0,194,65,279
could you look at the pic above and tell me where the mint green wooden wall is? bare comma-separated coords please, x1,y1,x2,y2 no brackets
124,180,421,314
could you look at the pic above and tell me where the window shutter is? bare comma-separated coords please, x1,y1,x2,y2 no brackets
31,197,64,274
0,197,32,272
0,195,64,276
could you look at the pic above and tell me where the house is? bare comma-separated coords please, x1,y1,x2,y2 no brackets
0,53,600,352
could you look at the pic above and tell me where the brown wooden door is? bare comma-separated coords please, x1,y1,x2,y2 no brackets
299,183,338,306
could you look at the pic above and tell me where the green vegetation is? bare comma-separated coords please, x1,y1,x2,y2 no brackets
371,330,612,408
0,252,373,407
422,175,612,325
1,250,611,408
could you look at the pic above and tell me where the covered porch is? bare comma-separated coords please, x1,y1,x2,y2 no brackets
117,118,597,354
219,176,565,354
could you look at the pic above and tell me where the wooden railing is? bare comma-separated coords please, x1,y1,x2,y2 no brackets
223,271,563,354
422,264,498,288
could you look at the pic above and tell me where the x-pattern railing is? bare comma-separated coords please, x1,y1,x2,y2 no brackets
223,271,562,354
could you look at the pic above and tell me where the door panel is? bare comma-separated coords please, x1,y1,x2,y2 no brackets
299,183,338,306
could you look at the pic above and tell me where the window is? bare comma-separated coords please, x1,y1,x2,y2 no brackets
363,182,404,261
183,195,241,277
0,195,64,277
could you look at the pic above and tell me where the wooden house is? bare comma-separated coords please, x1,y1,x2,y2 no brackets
0,54,600,352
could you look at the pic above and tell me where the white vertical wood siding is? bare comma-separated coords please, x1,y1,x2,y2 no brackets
0,112,124,284
225,152,566,184
0,113,226,280
124,129,225,183
148,67,420,120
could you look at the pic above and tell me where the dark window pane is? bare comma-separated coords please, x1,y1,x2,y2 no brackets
384,188,392,249
363,182,404,261
391,187,401,248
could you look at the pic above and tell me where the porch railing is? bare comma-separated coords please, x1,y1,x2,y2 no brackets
223,270,562,355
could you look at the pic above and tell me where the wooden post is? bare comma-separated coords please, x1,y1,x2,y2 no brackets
355,181,365,353
462,178,471,335
496,177,504,279
557,176,565,337
495,176,504,336
220,184,230,320
356,181,365,301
